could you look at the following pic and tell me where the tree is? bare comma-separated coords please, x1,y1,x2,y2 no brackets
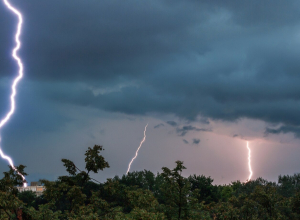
41,145,109,217
18,190,37,208
188,175,219,203
250,184,280,218
160,161,191,219
278,173,300,197
0,164,27,193
291,191,300,217
0,165,27,219
220,185,233,202
115,170,156,191
1,144,300,219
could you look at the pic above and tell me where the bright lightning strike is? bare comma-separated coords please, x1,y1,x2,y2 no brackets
126,124,148,174
1,0,27,187
246,141,253,181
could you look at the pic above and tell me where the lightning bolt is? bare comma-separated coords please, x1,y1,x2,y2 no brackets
126,124,148,174
1,0,27,187
246,141,253,181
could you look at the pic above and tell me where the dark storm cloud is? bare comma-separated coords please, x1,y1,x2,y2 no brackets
192,139,200,145
3,0,207,82
199,118,210,125
4,81,72,136
265,126,300,138
176,125,209,136
2,0,300,136
198,0,300,27
182,139,189,144
154,123,164,129
166,121,177,127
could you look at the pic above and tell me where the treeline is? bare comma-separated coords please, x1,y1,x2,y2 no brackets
1,145,300,219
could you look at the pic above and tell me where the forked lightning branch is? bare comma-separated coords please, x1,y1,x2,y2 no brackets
0,0,26,186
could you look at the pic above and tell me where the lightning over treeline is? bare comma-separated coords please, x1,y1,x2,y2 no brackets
126,124,148,174
0,0,26,187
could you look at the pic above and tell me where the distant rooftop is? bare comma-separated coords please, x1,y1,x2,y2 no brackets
30,181,41,186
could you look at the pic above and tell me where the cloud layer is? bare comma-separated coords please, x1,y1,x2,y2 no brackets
1,0,300,141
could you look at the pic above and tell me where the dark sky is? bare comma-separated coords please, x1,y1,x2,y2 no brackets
1,0,300,184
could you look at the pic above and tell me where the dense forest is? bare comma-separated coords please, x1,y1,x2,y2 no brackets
1,145,300,219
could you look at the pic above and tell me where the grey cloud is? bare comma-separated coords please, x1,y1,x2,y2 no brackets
183,139,189,144
198,0,300,27
193,139,200,145
154,123,164,129
166,121,177,127
199,118,210,125
265,126,300,138
176,125,210,136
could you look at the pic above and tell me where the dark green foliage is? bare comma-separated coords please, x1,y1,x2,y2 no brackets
85,145,110,173
231,177,276,197
0,164,27,193
18,190,37,207
160,161,191,219
188,174,220,203
278,173,300,197
291,191,300,215
0,165,27,218
0,144,300,219
116,170,156,191
61,159,77,176
39,145,110,217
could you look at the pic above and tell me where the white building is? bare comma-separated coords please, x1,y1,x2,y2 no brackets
17,182,45,196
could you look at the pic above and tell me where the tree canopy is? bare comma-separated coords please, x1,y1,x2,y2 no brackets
0,144,299,219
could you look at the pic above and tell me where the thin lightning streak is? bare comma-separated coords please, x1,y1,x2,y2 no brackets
246,141,253,181
126,124,148,174
1,0,27,187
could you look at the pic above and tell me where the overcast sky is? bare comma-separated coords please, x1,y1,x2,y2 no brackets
1,0,300,185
